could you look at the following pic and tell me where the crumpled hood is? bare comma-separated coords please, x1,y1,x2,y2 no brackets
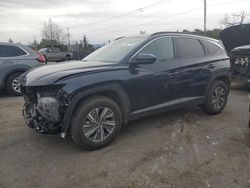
220,24,250,52
19,60,120,86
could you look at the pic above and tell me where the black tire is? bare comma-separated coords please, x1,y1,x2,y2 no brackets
44,55,48,64
65,55,71,61
202,80,229,114
6,72,23,96
71,96,122,150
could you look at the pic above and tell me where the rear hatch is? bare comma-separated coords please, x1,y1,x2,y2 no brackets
220,24,250,78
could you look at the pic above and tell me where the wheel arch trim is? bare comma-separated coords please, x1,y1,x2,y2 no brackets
61,84,131,134
205,71,231,97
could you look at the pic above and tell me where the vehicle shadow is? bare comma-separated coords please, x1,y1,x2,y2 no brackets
0,92,21,99
231,82,250,92
119,106,204,140
29,106,203,153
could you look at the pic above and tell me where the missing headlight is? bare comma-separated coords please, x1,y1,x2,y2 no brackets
37,97,60,122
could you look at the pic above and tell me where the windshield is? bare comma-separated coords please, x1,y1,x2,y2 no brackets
38,48,47,52
83,37,145,63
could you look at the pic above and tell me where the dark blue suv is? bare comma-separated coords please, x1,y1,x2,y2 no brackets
19,32,231,150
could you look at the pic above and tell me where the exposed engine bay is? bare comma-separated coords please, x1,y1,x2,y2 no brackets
231,56,250,77
21,86,68,134
220,24,250,83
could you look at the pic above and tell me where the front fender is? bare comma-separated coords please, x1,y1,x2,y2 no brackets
60,83,131,134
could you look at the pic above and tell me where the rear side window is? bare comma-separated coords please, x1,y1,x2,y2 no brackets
176,38,205,58
201,40,221,54
139,37,174,62
0,45,27,57
0,45,8,57
5,46,27,57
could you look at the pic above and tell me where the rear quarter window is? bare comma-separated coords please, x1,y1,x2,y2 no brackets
201,40,221,54
176,38,205,58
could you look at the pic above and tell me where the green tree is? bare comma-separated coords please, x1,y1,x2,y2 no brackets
83,35,88,50
37,39,68,51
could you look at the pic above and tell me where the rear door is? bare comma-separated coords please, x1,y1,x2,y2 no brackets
0,44,28,75
174,37,211,99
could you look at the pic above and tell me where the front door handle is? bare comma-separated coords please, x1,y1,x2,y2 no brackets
168,71,180,76
207,64,216,69
4,61,14,64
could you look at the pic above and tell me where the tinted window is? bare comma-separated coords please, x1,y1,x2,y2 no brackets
201,40,221,54
176,38,204,58
0,45,8,57
5,46,27,57
139,37,174,62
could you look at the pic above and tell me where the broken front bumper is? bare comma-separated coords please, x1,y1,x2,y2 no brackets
22,98,62,135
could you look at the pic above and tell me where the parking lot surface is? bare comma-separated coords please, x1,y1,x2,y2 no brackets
0,84,249,188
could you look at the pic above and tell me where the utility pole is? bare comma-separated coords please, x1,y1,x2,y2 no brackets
49,18,53,44
204,0,207,34
67,27,70,46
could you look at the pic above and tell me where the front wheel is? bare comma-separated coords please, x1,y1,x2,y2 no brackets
71,96,122,150
202,80,229,114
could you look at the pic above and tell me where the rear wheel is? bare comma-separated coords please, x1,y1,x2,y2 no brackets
6,72,23,96
71,96,122,150
202,80,229,114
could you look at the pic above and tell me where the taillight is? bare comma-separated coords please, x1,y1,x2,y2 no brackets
34,50,46,64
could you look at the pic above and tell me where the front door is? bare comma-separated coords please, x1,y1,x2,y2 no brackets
127,37,182,111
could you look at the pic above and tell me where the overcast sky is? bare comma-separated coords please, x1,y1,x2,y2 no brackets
0,0,249,44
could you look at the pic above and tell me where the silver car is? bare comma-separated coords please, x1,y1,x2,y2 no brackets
0,42,46,96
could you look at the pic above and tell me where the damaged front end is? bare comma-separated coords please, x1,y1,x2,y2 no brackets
220,24,250,83
230,46,250,82
21,86,68,135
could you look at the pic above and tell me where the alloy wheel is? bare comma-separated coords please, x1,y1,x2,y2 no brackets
211,86,226,110
83,107,116,143
12,78,21,94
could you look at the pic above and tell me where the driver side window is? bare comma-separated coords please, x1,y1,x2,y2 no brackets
139,37,174,62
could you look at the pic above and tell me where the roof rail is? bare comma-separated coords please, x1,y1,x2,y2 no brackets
150,31,181,36
150,31,219,42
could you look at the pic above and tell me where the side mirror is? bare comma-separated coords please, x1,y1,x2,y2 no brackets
132,53,157,64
